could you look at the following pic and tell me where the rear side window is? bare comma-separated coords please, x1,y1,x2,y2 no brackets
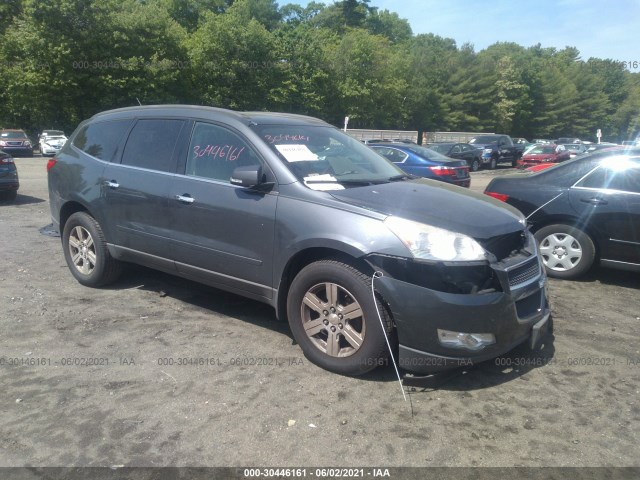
185,122,261,183
73,120,132,161
121,119,185,172
578,162,640,193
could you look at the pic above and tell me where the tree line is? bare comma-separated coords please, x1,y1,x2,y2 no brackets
1,0,638,143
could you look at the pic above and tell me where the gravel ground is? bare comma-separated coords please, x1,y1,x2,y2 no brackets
0,157,638,469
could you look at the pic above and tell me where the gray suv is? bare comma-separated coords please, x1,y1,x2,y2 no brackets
48,105,551,376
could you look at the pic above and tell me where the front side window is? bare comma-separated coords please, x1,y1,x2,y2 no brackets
73,120,132,161
186,123,261,183
121,119,184,172
252,125,403,190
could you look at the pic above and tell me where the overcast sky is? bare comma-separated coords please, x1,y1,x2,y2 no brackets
290,0,640,71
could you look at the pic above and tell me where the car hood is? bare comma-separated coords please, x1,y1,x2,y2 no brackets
329,178,525,240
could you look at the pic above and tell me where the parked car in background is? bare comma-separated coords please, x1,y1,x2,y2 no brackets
556,137,582,144
560,143,588,158
512,137,533,156
39,131,68,156
0,129,33,157
426,142,483,171
468,134,520,169
0,150,19,201
586,142,618,153
485,149,640,278
532,139,551,144
370,143,470,187
517,144,571,169
48,105,549,375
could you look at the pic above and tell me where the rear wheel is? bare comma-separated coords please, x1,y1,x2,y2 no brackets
62,212,122,287
0,190,17,201
534,224,595,279
286,260,391,375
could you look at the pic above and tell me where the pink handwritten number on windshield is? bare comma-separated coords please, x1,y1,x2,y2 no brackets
263,134,309,144
193,145,245,161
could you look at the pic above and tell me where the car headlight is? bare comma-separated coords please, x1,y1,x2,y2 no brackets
384,216,487,262
483,148,493,154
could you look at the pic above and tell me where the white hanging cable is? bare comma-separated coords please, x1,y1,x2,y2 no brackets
371,271,407,402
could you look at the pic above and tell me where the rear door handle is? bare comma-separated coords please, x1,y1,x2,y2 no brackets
105,180,119,189
175,194,195,204
580,197,608,205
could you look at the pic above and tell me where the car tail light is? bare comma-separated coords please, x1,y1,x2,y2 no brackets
429,166,458,177
47,158,58,171
1,156,14,164
484,191,509,202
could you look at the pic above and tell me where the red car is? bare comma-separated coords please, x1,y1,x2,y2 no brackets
517,144,570,169
525,145,633,172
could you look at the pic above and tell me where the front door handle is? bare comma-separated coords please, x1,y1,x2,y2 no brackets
105,180,119,189
580,197,608,206
175,194,195,204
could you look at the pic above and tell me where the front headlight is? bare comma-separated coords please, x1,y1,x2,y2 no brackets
384,216,487,262
483,148,493,154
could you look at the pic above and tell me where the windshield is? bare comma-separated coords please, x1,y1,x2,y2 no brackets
1,131,28,139
527,146,556,155
252,125,404,189
427,144,452,154
564,144,582,151
469,135,499,144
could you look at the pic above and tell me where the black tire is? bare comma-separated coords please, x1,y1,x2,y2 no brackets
470,158,480,172
489,156,497,170
0,190,18,201
286,260,391,376
511,158,518,168
534,224,595,279
62,212,122,287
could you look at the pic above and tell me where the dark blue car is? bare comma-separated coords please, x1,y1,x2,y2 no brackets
370,143,470,187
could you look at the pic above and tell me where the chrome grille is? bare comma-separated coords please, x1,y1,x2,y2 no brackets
508,256,541,288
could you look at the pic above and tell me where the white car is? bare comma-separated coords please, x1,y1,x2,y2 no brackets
39,130,67,156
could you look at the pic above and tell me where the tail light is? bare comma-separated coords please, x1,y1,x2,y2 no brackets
484,191,509,202
1,156,14,164
47,158,58,171
429,165,458,177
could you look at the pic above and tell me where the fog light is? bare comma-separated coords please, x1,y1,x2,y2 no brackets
437,329,496,351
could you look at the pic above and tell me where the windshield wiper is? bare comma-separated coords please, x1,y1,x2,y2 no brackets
388,173,417,181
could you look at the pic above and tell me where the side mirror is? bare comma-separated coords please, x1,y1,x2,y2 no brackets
230,165,262,187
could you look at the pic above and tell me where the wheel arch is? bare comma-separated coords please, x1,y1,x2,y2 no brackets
275,247,373,322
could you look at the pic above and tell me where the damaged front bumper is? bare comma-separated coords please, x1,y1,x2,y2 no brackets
369,236,551,374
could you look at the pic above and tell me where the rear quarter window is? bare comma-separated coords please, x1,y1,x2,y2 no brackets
72,119,132,161
120,119,185,172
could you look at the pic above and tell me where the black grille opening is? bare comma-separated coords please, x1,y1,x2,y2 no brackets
479,230,526,260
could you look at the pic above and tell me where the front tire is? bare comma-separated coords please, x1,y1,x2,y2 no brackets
534,224,595,279
470,158,480,172
62,212,122,287
286,260,391,375
489,156,497,170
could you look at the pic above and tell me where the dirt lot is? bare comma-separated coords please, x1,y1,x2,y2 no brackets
1,158,639,468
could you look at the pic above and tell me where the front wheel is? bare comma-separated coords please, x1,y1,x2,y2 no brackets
62,212,122,287
470,158,481,172
489,156,497,170
534,224,595,279
286,260,391,375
